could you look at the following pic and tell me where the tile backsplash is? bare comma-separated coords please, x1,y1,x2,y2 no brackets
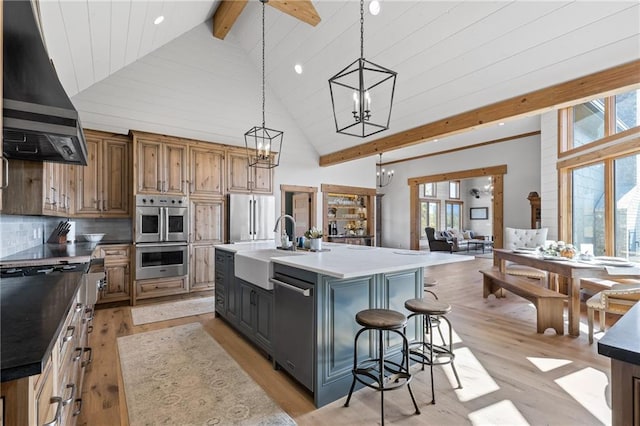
0,214,132,258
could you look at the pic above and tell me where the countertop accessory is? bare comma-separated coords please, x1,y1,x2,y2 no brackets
83,233,105,243
46,220,71,244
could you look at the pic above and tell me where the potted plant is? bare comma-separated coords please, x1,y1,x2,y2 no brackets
305,227,323,251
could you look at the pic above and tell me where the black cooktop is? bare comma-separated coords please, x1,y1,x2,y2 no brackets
0,262,88,278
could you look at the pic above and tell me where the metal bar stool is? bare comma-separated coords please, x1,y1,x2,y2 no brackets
344,308,421,425
424,277,438,300
404,298,462,404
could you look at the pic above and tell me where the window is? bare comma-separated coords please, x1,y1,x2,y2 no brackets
614,153,640,261
572,163,605,256
560,88,639,154
449,181,460,199
421,183,436,197
445,201,462,229
420,200,440,239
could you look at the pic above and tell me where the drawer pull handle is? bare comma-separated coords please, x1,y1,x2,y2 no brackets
62,383,76,406
81,347,93,367
73,398,83,417
75,302,83,313
62,326,75,343
43,397,62,426
72,347,82,362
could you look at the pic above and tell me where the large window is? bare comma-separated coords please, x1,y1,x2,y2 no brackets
445,201,462,229
561,87,640,260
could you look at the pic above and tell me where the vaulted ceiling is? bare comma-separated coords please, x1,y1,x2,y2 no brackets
38,1,640,166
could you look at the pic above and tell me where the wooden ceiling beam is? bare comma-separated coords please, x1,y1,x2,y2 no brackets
319,59,640,167
212,0,249,40
267,0,321,26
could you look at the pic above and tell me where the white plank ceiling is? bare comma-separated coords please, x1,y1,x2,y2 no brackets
38,0,640,164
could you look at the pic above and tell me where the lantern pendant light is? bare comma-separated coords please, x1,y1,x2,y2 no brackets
328,0,397,138
244,0,283,168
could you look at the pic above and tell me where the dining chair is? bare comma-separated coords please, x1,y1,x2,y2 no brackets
503,227,550,286
586,283,640,343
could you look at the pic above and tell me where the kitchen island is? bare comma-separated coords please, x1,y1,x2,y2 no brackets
214,242,473,407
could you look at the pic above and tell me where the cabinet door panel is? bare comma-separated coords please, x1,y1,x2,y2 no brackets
103,139,130,215
100,262,130,302
252,162,272,193
190,199,224,243
190,147,224,197
164,143,187,195
75,138,102,215
254,289,273,349
227,152,250,192
137,139,162,194
190,244,215,291
238,281,254,336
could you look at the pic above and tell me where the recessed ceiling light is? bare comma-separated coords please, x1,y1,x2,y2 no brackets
434,139,439,142
154,15,164,25
369,0,381,16
294,64,303,74
498,122,505,126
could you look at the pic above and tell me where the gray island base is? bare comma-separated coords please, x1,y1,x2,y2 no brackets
214,242,473,407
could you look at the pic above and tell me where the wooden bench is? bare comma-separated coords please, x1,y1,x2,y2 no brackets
481,267,567,335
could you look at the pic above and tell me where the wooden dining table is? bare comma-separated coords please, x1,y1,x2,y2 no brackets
493,249,640,337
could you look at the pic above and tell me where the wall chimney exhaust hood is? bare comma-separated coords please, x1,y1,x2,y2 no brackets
3,0,88,165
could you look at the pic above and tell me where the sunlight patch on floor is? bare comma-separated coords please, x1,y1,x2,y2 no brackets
468,399,530,426
554,367,611,426
445,347,500,402
527,356,572,372
428,318,463,346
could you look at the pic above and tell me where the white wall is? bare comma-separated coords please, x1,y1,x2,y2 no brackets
540,111,559,240
379,134,541,249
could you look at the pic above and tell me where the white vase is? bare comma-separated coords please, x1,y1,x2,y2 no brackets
310,238,322,251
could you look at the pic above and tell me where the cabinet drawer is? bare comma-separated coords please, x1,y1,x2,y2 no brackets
98,245,130,259
136,276,188,299
36,358,57,426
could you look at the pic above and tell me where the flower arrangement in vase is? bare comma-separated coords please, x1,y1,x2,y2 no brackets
305,227,323,250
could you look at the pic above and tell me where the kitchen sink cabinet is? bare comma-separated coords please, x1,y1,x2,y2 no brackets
214,248,234,320
190,244,216,292
75,131,130,218
227,149,273,194
134,135,188,196
236,277,274,355
189,145,225,197
97,244,131,304
1,159,73,217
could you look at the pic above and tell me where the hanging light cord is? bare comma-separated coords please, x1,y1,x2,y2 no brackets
359,0,364,60
261,0,266,128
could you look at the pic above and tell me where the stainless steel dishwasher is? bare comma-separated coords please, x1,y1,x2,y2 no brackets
271,269,315,391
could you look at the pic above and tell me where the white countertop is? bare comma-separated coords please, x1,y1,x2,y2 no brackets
215,241,278,253
269,243,473,279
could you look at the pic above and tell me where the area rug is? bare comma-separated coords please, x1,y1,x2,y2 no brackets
130,296,214,325
117,322,296,425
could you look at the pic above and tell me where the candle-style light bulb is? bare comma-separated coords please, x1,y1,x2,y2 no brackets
364,90,371,110
352,91,359,111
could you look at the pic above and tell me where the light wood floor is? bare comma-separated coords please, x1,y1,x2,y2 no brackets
78,258,615,425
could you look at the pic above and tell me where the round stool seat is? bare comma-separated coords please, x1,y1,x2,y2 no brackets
405,298,451,315
356,309,407,330
424,277,437,287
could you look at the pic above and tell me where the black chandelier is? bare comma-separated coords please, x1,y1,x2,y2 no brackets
328,0,397,138
244,0,283,169
376,153,394,187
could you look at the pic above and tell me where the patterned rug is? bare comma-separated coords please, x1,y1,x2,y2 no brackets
117,322,296,425
130,297,214,325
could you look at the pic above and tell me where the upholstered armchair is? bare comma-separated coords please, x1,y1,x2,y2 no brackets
503,227,549,284
425,227,453,253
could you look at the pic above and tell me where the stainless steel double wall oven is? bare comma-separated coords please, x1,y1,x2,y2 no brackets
134,194,188,280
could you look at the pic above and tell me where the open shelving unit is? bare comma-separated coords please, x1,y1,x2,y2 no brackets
321,184,376,246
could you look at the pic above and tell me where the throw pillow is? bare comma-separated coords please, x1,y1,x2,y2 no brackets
463,231,472,239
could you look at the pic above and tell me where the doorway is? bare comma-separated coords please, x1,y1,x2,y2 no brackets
280,185,318,241
409,165,507,251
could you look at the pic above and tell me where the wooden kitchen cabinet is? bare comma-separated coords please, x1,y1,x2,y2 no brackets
190,244,216,291
227,149,272,193
135,276,189,301
190,199,224,243
75,131,130,218
189,144,224,197
2,159,73,217
134,136,188,196
97,244,131,304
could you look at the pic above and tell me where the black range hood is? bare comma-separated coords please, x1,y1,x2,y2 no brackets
3,0,88,165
